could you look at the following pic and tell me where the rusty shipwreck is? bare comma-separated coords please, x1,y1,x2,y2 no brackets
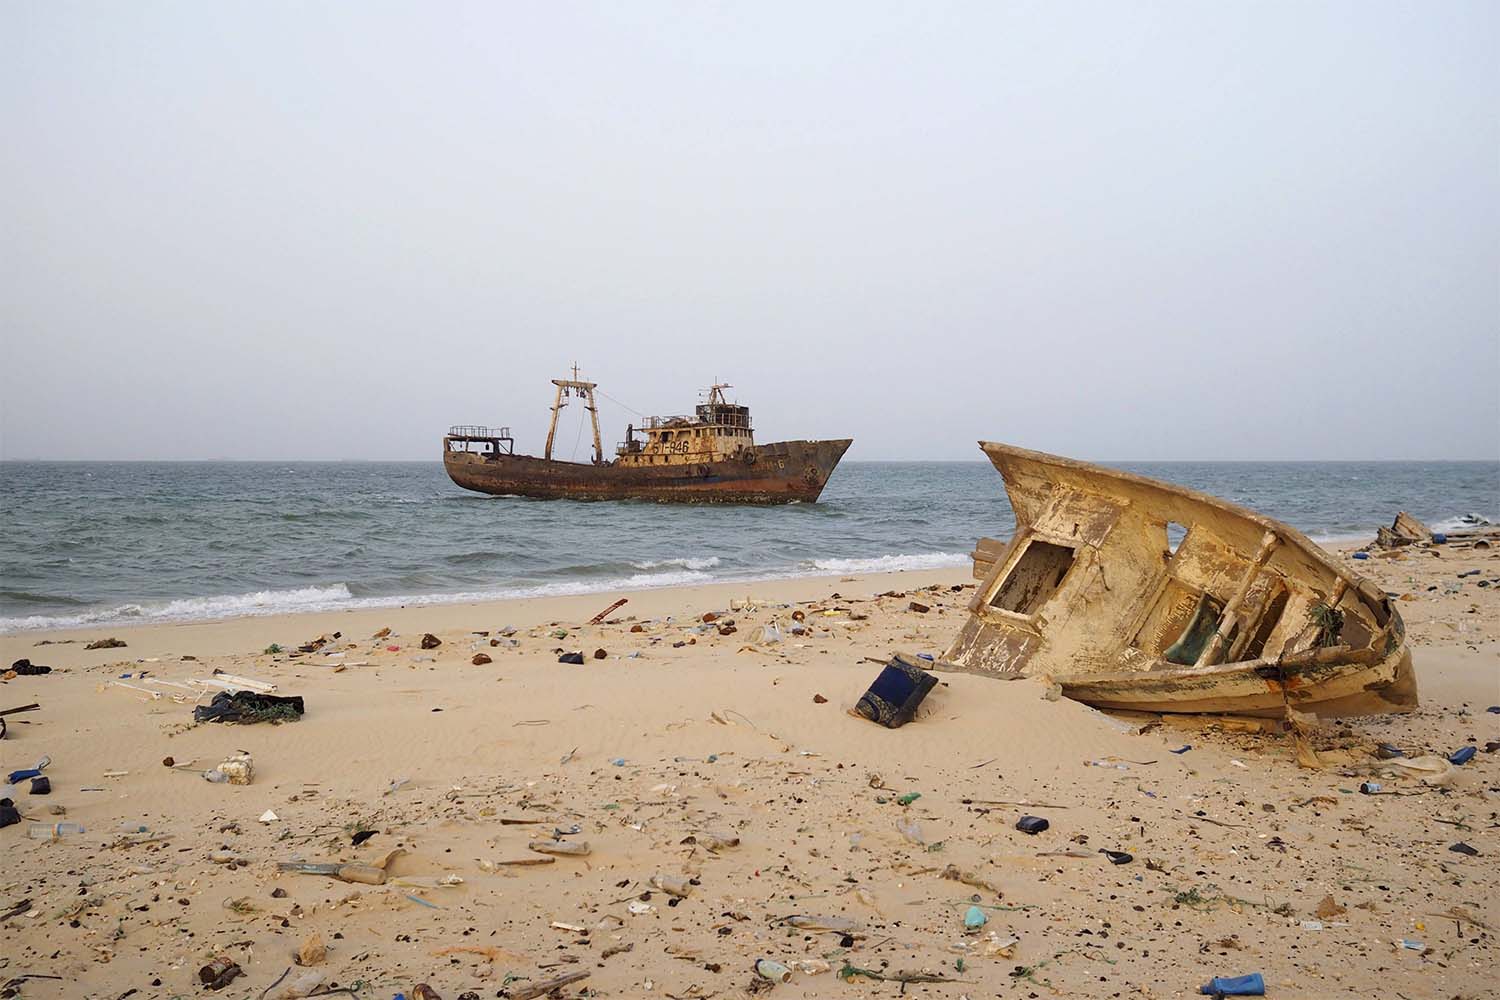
942,443,1416,718
444,372,851,504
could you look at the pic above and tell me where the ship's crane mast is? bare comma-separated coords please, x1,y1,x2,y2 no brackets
543,363,604,465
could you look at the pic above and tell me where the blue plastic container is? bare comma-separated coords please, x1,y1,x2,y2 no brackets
1200,972,1264,996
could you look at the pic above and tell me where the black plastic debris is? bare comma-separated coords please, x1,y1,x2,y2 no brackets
28,777,50,795
558,651,585,665
193,691,305,725
0,798,19,828
8,659,52,676
1449,842,1480,857
352,829,378,846
1015,815,1049,835
853,653,938,729
1448,746,1476,766
1099,848,1133,865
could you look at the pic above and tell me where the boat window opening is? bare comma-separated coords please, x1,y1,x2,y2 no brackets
1166,522,1187,555
989,540,1076,616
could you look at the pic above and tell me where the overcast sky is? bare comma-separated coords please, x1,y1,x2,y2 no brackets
2,2,1495,462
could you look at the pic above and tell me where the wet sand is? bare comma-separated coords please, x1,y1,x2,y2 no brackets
0,550,1495,1000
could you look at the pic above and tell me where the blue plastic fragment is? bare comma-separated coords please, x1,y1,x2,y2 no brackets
1170,745,1192,754
1432,532,1447,544
1200,972,1265,995
1351,551,1369,560
1448,746,1477,765
917,652,935,661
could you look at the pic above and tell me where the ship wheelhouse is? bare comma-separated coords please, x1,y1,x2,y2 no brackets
614,385,756,467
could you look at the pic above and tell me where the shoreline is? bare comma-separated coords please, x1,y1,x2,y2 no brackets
0,527,1465,637
0,566,974,662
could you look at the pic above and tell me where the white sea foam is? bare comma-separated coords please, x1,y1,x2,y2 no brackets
1429,513,1495,534
630,556,722,571
0,551,971,634
807,551,969,574
0,573,719,633
0,584,356,633
1308,513,1497,545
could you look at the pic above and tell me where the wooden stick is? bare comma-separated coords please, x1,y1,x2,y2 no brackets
509,969,590,1000
587,599,628,625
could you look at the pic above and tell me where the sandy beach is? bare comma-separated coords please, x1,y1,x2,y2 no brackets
1,546,1495,1000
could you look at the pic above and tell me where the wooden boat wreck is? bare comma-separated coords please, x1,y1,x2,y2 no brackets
942,443,1416,718
444,371,851,504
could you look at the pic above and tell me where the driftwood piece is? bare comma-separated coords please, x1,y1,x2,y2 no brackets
508,969,590,1000
587,598,628,625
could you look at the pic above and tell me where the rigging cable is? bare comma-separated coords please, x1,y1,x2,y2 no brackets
595,387,647,419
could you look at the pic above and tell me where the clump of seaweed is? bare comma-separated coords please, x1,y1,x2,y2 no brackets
1305,601,1345,647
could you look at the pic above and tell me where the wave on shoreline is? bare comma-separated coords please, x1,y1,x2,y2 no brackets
0,553,964,634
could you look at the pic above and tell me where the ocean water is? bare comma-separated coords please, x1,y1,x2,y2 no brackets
1,460,1495,633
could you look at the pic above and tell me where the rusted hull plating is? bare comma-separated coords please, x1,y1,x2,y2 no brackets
940,442,1417,718
443,438,852,504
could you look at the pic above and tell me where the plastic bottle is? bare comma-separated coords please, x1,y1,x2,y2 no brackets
29,822,85,840
754,959,792,983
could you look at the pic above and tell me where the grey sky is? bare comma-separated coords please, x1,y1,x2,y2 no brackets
2,1,1495,462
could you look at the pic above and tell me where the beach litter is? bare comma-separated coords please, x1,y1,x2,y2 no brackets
755,959,793,983
507,971,590,1000
7,659,53,677
420,633,442,649
203,752,254,785
278,860,389,884
193,691,304,724
528,839,591,856
588,597,628,623
852,652,938,728
557,651,585,664
83,637,127,650
1200,972,1264,996
197,955,242,990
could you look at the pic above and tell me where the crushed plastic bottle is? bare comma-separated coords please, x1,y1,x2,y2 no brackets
896,815,925,845
29,822,85,840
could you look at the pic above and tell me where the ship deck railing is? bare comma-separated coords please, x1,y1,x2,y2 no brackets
448,425,512,439
644,415,754,431
446,426,514,456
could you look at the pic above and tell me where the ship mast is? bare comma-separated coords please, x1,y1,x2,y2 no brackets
543,363,604,465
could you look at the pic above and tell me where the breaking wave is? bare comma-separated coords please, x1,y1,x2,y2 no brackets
0,584,356,633
807,551,969,574
0,551,974,633
0,572,728,634
1429,513,1495,534
630,556,722,571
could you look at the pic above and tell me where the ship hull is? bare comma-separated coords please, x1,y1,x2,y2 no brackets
443,438,852,504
